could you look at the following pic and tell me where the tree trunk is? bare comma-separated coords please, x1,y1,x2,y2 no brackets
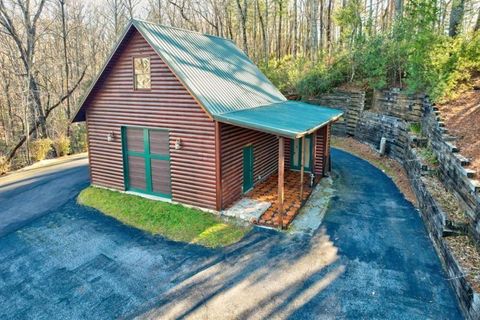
235,0,248,54
475,7,480,32
276,0,283,59
59,0,71,136
6,69,86,163
293,0,298,58
326,0,333,56
395,0,403,19
311,0,319,60
265,0,269,61
449,0,465,37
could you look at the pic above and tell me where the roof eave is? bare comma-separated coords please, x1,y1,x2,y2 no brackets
215,110,344,139
295,113,343,138
214,115,298,138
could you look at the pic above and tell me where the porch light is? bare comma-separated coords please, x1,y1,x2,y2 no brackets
106,131,114,142
175,138,182,150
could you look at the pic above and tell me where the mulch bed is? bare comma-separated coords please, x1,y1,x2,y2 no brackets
445,235,480,292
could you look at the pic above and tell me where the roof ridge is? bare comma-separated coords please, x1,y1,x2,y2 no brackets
132,19,232,42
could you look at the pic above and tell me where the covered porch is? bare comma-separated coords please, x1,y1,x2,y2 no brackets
218,101,343,229
248,170,319,228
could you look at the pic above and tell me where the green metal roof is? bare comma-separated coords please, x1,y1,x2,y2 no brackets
73,19,343,136
215,101,343,138
133,19,286,116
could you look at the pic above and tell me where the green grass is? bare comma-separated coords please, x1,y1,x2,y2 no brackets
419,147,439,167
409,123,422,135
77,187,251,248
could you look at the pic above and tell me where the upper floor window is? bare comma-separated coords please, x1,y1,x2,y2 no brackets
133,57,151,90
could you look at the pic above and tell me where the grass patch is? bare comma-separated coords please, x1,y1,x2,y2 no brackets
418,147,439,167
409,122,422,135
77,187,251,248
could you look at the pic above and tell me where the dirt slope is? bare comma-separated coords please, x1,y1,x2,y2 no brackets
438,79,480,174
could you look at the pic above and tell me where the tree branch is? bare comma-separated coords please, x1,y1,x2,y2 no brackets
6,67,87,163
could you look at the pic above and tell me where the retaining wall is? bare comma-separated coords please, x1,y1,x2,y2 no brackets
371,89,424,122
354,111,409,162
404,144,480,320
309,88,480,319
306,90,365,136
421,100,480,244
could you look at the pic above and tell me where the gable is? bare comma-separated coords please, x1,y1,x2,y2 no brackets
73,20,286,122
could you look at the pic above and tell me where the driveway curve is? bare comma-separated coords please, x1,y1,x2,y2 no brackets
0,149,462,319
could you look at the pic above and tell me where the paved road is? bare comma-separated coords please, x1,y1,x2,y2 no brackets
0,149,462,319
0,156,89,237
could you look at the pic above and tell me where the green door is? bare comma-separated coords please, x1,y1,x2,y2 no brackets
122,127,171,198
290,134,313,172
243,145,254,192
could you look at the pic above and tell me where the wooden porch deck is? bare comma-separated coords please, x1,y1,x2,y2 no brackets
247,170,318,228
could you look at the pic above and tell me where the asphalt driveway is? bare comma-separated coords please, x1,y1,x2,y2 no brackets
0,149,462,319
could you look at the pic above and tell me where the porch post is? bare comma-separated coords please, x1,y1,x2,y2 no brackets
300,136,305,202
278,137,285,229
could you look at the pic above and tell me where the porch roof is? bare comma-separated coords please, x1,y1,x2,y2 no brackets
215,101,343,138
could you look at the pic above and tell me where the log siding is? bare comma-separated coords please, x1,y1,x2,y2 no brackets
220,123,279,208
85,29,217,209
314,124,330,176
220,123,332,209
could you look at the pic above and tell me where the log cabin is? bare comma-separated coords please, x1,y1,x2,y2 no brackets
72,19,343,228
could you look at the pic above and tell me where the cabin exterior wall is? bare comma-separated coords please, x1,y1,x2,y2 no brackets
219,123,279,208
220,123,331,209
85,29,218,209
314,124,330,176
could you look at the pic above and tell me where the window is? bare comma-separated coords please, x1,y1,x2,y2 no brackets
133,57,151,89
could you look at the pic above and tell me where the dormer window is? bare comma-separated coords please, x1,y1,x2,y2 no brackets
133,57,151,90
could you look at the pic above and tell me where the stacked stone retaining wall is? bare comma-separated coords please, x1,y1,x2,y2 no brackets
307,89,365,136
309,89,480,319
421,100,480,244
372,89,424,122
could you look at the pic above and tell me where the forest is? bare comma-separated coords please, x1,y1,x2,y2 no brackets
0,0,479,172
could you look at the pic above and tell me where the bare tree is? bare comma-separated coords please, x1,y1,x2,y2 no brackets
58,0,71,136
326,0,333,56
124,0,142,19
292,0,298,58
235,0,248,54
475,6,480,31
0,0,48,136
449,0,465,37
310,0,319,60
106,0,127,37
395,0,403,19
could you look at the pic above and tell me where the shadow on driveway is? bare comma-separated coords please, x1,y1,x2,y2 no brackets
0,149,462,319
